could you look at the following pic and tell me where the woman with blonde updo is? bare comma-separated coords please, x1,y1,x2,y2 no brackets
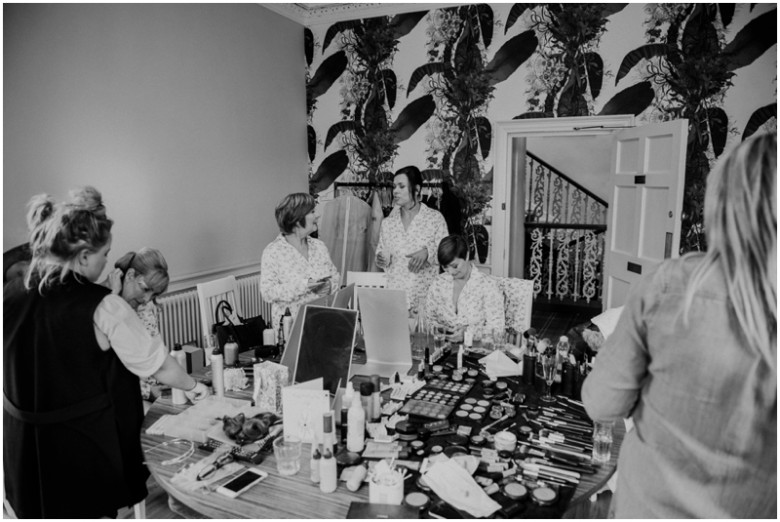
3,186,209,518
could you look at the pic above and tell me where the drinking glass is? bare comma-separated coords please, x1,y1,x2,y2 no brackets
591,421,614,465
540,353,557,403
433,326,447,351
273,436,302,476
492,328,506,351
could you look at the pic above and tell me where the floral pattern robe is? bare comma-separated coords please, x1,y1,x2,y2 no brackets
260,234,340,328
375,203,448,312
425,266,505,339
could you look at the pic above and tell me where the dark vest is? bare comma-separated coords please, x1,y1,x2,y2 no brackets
4,275,148,518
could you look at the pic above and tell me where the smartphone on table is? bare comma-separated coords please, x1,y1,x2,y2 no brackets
215,467,268,498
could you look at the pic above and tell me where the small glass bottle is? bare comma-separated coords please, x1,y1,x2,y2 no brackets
310,446,321,483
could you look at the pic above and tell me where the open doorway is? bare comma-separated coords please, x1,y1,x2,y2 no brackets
490,116,635,314
492,115,688,317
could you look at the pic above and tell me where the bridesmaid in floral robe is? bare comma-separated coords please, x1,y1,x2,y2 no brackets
376,166,448,313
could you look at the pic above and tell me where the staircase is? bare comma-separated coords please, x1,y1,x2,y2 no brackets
524,151,607,309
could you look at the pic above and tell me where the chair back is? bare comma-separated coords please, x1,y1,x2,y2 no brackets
196,275,241,337
345,271,387,289
493,276,534,334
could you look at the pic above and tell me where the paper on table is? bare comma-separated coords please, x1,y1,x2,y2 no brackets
423,460,501,518
590,306,624,340
281,378,330,443
478,350,521,378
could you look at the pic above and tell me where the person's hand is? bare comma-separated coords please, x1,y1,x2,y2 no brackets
376,252,392,270
307,277,330,296
185,381,210,402
406,248,429,273
108,268,123,294
445,325,465,343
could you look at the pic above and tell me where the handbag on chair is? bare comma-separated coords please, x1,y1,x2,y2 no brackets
211,300,273,357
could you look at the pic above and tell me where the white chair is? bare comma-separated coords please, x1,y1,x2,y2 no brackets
196,275,241,341
133,501,146,519
493,276,534,334
346,271,387,289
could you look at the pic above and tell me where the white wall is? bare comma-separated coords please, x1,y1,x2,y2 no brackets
3,4,308,290
527,135,614,202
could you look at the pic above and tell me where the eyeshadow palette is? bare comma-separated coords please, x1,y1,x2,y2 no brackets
398,378,474,420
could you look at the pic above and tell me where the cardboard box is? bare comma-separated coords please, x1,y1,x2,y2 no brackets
183,345,205,374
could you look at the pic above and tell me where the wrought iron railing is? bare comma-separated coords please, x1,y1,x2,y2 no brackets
525,152,608,304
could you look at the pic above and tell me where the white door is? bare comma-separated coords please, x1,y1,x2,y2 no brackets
604,119,688,309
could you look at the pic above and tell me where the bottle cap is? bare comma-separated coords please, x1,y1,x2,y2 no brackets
559,335,568,343
360,382,373,396
284,307,291,314
173,343,182,351
323,412,333,433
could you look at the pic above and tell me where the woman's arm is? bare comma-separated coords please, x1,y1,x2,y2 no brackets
581,274,654,421
260,242,309,303
94,295,209,400
426,212,449,268
482,278,505,333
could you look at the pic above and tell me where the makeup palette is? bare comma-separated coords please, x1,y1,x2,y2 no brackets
398,378,474,420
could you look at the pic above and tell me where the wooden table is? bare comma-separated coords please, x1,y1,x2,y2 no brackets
141,357,623,518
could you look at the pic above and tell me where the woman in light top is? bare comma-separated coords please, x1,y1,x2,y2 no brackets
425,234,504,342
103,248,171,406
4,186,209,518
582,132,776,518
376,166,448,312
260,192,340,328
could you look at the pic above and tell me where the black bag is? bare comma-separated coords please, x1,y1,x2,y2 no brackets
211,300,267,355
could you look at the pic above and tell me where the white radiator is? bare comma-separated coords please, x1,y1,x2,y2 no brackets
156,272,272,348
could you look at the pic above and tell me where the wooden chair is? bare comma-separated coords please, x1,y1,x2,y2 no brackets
345,271,387,289
196,275,241,340
492,276,534,334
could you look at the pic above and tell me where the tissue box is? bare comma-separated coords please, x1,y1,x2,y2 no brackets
183,345,205,374
253,361,289,414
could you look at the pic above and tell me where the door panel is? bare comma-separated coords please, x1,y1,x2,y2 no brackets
604,119,688,309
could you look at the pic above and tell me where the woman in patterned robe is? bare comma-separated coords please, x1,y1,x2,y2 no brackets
425,235,504,342
376,166,448,313
260,193,340,328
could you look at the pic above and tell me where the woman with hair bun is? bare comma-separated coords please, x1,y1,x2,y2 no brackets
375,166,448,312
3,186,209,518
582,132,777,518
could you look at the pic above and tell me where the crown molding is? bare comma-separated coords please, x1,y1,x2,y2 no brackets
260,3,465,26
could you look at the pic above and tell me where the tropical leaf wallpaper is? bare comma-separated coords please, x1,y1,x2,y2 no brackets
306,3,776,254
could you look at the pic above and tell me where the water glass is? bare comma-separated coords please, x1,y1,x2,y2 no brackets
433,326,447,351
591,421,614,465
203,333,216,367
273,436,302,476
492,328,506,351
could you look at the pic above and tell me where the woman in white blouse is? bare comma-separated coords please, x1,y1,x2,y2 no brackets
260,193,340,328
425,234,504,342
376,166,448,312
